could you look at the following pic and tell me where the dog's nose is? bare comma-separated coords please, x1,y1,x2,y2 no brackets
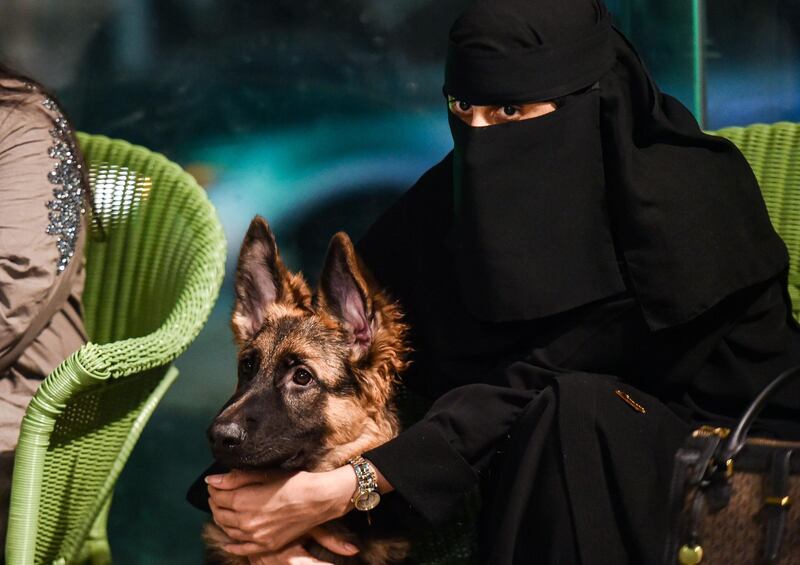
209,421,246,450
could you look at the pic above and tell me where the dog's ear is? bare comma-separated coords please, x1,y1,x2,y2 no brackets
318,232,374,357
232,216,311,343
320,231,410,407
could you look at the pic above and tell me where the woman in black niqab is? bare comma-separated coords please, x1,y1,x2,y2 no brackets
189,0,800,562
354,0,800,562
445,0,787,328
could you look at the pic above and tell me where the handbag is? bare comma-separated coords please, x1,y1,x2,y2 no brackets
663,366,800,565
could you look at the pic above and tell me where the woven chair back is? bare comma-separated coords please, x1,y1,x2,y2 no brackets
716,122,800,320
5,134,226,565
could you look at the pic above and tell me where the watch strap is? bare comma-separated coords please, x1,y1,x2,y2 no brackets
349,455,380,511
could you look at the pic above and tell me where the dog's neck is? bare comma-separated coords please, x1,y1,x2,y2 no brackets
313,409,400,472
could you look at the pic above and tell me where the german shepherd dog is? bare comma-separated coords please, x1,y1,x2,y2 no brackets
205,216,411,565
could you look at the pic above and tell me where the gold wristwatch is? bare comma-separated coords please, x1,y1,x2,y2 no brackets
348,456,381,512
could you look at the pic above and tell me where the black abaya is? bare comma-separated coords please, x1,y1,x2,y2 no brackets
356,154,800,564
187,1,800,562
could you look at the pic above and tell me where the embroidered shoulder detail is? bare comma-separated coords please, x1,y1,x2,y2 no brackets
42,96,85,273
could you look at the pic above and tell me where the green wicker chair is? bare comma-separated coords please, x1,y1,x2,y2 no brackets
5,134,226,565
715,122,800,320
402,121,800,564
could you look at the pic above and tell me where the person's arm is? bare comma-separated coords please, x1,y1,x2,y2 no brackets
0,93,79,368
206,378,539,562
206,154,540,550
364,381,537,524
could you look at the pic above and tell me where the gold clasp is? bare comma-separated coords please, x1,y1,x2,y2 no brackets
692,425,730,439
765,496,792,508
614,389,646,414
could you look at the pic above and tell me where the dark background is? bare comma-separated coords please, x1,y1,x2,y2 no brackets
2,0,798,562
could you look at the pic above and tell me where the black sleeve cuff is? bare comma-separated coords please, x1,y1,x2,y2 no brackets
364,419,478,525
186,461,230,513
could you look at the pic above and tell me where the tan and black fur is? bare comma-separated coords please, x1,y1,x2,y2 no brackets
205,216,411,565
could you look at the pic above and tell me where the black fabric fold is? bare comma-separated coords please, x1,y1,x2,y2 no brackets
599,29,789,329
445,13,614,105
364,418,477,525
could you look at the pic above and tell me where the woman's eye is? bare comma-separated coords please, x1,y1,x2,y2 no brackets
502,105,519,117
292,368,313,386
458,100,472,112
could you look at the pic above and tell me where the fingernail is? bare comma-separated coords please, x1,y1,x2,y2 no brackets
344,542,359,553
205,474,222,485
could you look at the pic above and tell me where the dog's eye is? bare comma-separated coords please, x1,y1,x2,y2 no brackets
238,356,257,380
292,368,313,386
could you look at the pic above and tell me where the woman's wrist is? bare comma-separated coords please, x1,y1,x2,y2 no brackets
305,460,396,522
309,466,358,521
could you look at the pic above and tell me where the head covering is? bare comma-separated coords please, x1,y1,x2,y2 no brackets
445,0,613,104
444,0,787,329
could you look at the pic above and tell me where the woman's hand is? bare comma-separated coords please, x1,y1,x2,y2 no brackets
207,467,359,556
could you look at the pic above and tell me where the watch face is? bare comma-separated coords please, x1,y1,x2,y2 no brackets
355,491,381,511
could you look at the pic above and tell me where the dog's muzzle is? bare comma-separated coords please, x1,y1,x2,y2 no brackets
208,421,247,453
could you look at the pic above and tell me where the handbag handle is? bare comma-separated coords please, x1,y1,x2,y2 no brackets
719,364,800,462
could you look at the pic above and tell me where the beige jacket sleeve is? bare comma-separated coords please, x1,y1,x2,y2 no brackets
0,84,88,531
0,84,87,451
0,85,86,368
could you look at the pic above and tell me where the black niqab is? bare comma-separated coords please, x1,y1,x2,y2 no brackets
444,0,787,328
449,89,625,321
